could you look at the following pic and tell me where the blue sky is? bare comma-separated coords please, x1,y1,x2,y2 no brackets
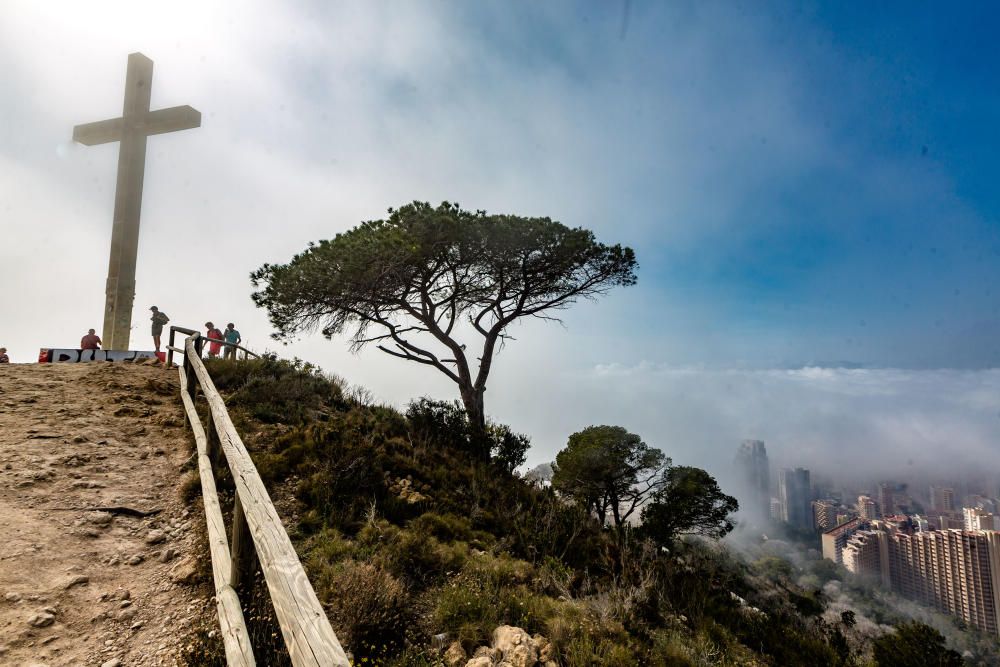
1,1,998,476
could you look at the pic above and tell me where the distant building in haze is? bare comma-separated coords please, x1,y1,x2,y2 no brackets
857,495,879,521
769,497,783,522
779,468,812,530
822,516,866,563
964,507,1000,531
735,439,770,520
843,530,891,587
812,500,838,532
889,530,1000,636
878,482,895,517
930,485,955,513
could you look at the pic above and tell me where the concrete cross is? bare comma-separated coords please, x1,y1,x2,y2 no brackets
74,52,200,351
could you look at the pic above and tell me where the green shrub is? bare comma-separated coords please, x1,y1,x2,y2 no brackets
409,512,474,542
321,560,412,659
303,527,356,570
207,356,344,424
405,398,530,472
433,554,554,649
562,633,641,667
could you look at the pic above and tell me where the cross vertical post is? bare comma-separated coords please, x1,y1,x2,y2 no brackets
74,53,200,350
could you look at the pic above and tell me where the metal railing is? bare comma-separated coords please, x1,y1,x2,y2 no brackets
167,326,349,666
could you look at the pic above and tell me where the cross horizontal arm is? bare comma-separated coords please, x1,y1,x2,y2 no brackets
144,105,201,135
73,117,123,146
72,105,201,146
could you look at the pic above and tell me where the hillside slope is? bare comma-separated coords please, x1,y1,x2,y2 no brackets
0,362,216,667
207,357,922,667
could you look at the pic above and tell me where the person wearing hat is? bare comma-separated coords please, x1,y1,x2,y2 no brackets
150,306,170,352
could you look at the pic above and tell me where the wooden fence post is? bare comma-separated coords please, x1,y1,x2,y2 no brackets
230,494,255,591
166,328,175,368
205,407,219,463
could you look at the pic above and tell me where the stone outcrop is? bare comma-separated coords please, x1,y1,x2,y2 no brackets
458,626,556,667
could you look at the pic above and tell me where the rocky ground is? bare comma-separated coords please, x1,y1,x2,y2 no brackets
0,361,216,666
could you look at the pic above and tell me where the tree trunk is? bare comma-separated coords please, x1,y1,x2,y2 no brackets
610,494,623,532
459,384,489,459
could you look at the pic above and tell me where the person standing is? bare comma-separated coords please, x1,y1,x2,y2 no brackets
80,329,102,350
150,306,170,352
0,348,8,363
223,323,242,360
205,322,224,359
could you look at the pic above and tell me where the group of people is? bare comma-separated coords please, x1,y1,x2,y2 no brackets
0,307,245,364
74,306,243,360
202,321,242,359
153,307,243,359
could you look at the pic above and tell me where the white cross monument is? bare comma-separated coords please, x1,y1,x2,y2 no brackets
74,52,200,350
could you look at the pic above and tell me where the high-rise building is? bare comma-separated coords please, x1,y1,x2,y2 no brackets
822,517,866,563
769,497,783,521
964,507,1000,531
930,486,955,512
735,440,770,519
878,482,895,517
843,530,891,587
887,531,1000,636
779,468,812,530
836,527,1000,637
812,500,838,532
857,495,878,520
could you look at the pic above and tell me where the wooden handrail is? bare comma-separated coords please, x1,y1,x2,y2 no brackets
176,333,350,666
178,367,255,665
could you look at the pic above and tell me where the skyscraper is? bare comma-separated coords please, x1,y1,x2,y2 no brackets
878,482,895,517
889,530,1000,636
930,485,956,512
812,499,838,532
835,526,1000,637
778,467,812,530
858,495,878,520
735,439,770,520
964,507,1000,531
822,517,866,563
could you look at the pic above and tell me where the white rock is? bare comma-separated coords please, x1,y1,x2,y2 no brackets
145,530,167,545
492,626,537,667
28,611,55,627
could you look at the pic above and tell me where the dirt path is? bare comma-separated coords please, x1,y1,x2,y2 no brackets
0,361,215,667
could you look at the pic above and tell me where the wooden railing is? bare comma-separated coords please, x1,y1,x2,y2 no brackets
166,326,350,666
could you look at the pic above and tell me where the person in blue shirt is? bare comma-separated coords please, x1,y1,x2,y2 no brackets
223,323,242,360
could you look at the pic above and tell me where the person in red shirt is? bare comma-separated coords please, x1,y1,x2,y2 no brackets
205,322,224,358
81,329,102,350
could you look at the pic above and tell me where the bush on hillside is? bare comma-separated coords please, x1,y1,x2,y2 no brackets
320,560,412,658
405,398,530,473
206,356,344,424
204,358,948,666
